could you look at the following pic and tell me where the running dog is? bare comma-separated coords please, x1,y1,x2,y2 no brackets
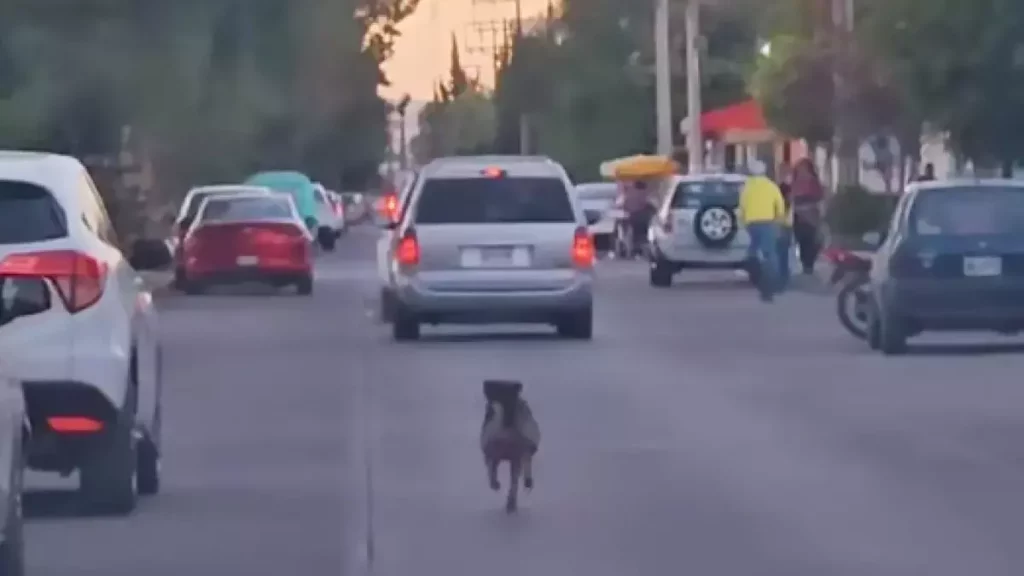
480,380,540,513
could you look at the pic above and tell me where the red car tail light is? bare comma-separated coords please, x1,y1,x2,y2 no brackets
395,228,420,266
0,250,107,313
48,416,104,433
572,226,595,268
379,194,399,222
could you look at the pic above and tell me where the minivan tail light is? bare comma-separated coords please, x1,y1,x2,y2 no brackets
380,194,399,221
572,227,595,268
0,250,107,313
395,229,420,266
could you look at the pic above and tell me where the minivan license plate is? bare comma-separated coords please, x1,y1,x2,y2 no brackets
963,256,1001,277
236,255,259,266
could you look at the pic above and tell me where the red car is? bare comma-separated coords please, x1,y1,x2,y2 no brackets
178,193,314,294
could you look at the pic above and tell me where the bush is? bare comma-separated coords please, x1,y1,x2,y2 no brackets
825,186,899,236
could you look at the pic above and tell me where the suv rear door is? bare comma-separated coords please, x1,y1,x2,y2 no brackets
406,169,581,286
661,177,749,251
0,179,76,378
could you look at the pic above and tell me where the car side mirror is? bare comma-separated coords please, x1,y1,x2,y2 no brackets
129,238,173,271
583,209,602,226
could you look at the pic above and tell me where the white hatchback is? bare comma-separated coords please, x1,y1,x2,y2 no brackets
648,173,754,286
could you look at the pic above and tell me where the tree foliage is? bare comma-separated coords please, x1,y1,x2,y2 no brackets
749,34,834,146
860,0,1024,170
0,0,420,201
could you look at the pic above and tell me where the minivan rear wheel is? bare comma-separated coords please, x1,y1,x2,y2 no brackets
557,307,593,339
79,405,138,516
392,306,420,341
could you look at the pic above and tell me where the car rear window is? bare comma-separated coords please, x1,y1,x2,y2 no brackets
670,180,743,209
576,185,618,202
414,177,574,224
910,187,1024,236
0,180,68,244
200,197,294,223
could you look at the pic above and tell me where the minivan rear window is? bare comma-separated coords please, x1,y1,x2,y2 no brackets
910,187,1024,236
670,180,743,209
414,177,574,224
0,181,68,244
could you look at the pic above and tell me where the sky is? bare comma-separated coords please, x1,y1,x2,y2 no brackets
381,0,551,102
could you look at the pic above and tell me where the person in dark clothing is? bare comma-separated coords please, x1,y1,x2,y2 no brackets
790,158,825,274
915,163,935,182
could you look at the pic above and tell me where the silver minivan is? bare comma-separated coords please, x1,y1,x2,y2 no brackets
385,156,599,340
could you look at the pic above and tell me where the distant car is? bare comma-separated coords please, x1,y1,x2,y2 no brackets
383,155,599,340
574,182,619,253
179,193,314,295
376,176,419,322
172,185,273,288
325,190,347,233
243,171,319,233
867,179,1024,354
310,184,344,250
0,368,25,574
0,150,169,516
647,173,756,287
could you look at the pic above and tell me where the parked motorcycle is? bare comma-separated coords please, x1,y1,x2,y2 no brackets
825,237,877,339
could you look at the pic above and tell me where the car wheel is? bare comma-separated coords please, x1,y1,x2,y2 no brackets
879,308,908,355
867,309,882,350
296,274,314,295
0,447,25,575
557,307,593,339
392,306,420,341
649,259,673,287
136,435,160,496
380,288,396,323
317,228,336,251
183,280,205,295
79,399,138,516
172,268,187,291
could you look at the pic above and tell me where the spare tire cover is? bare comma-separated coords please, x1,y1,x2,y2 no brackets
693,205,738,248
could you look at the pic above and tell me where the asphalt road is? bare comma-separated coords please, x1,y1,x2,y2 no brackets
24,225,1024,576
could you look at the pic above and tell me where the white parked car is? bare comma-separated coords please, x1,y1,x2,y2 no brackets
574,182,620,254
0,151,171,515
648,173,760,287
312,184,344,250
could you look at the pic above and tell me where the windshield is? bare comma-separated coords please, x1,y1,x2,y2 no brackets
910,187,1024,236
414,177,574,224
670,180,743,208
198,196,294,223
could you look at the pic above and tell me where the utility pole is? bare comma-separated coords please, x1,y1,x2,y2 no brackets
513,0,529,154
468,0,527,153
654,0,673,157
684,0,702,173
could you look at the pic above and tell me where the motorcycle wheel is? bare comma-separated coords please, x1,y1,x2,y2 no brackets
836,276,870,339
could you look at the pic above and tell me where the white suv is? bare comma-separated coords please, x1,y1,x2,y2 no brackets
0,151,171,515
648,173,753,286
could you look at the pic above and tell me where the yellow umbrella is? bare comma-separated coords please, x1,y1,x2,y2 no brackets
599,155,679,180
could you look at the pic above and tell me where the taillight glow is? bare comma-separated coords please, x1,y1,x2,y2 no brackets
47,416,103,433
379,194,399,221
572,227,595,268
0,250,106,313
481,167,506,178
395,230,420,266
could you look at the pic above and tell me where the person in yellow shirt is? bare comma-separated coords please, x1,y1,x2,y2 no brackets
739,160,785,301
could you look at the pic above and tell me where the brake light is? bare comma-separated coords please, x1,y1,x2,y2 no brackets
572,227,595,267
395,229,420,266
379,194,399,221
481,167,507,178
0,250,106,313
47,416,103,433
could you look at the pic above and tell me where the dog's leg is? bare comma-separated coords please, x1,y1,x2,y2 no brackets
522,454,534,490
506,457,521,513
487,458,500,491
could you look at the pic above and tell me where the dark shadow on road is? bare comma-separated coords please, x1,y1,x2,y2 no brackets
907,342,1024,356
391,331,589,344
25,489,101,520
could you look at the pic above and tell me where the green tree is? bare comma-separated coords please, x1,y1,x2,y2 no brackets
749,34,834,147
860,0,1024,173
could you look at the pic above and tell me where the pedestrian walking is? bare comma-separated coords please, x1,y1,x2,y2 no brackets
776,165,794,292
739,160,786,302
790,158,825,274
